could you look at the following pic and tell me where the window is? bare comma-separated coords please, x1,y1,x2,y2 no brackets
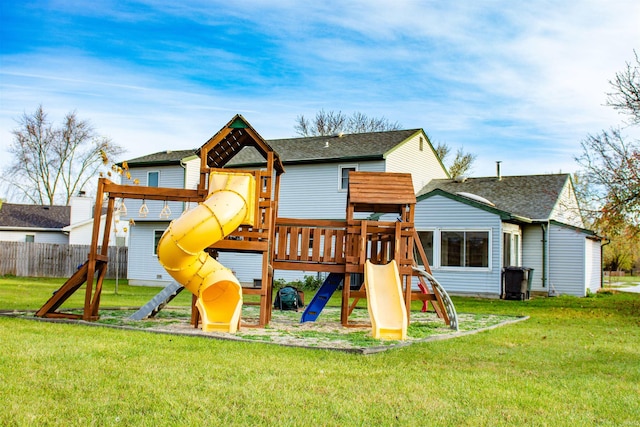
441,230,489,268
416,230,433,266
338,165,357,191
419,136,424,151
25,235,35,243
503,233,511,266
503,231,521,267
148,171,159,187
153,230,164,255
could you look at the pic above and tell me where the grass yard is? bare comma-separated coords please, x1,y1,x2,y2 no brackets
1,276,639,426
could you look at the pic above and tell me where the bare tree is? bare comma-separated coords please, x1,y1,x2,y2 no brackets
294,110,400,136
576,51,640,231
576,128,639,229
606,50,640,125
434,142,451,162
435,142,476,178
2,105,124,205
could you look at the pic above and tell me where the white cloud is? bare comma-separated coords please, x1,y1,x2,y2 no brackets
1,0,639,185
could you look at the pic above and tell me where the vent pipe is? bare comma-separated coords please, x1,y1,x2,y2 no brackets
496,161,502,181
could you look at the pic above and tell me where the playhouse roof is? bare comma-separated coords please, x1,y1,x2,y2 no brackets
348,171,416,214
197,115,285,174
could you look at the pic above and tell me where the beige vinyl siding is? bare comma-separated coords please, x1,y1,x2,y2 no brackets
184,157,200,190
385,132,448,192
549,179,584,228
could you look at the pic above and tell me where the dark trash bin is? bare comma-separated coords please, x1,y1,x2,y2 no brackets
502,267,534,300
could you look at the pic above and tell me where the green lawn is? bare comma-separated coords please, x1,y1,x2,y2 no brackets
1,276,639,426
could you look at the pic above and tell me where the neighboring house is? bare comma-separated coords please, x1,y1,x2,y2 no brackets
0,195,125,246
415,174,602,297
0,202,70,244
119,128,449,285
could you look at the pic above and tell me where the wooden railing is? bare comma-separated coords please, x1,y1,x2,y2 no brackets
272,218,416,275
272,218,347,273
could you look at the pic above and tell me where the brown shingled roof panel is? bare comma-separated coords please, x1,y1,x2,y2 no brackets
348,172,416,205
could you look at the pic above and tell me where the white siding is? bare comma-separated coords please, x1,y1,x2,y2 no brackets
585,238,602,294
385,132,448,192
69,196,93,224
0,230,68,244
33,232,69,244
415,195,503,295
0,231,32,242
522,225,545,292
127,222,171,285
277,161,384,219
548,223,586,296
184,157,200,190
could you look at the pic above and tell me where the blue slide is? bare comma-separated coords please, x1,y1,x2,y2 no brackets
300,273,344,323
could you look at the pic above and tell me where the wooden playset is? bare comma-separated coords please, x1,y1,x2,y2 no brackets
36,115,456,335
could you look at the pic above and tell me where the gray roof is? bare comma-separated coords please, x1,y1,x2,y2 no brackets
123,129,423,166
0,203,71,229
417,174,571,221
124,149,197,166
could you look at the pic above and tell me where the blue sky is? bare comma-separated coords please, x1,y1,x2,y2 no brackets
1,0,639,182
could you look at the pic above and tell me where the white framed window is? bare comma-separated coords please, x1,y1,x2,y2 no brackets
416,230,434,267
338,164,358,191
502,228,521,267
153,230,164,255
25,234,35,243
148,171,159,187
438,229,490,269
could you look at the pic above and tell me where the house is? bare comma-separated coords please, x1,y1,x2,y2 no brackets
119,123,602,297
119,128,448,285
0,202,70,243
0,195,126,246
415,173,602,297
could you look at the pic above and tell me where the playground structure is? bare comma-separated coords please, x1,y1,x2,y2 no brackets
36,115,457,338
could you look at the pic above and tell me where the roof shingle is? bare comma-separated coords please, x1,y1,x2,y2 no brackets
417,174,570,221
0,203,71,229
122,129,423,166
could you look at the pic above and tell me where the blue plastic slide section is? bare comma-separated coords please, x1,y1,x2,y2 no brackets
300,273,344,323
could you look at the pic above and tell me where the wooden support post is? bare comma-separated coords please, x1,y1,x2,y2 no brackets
83,178,106,321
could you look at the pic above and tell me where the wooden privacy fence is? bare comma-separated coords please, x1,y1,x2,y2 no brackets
0,242,127,279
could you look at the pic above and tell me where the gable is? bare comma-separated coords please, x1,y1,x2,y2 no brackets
384,130,449,192
549,178,585,228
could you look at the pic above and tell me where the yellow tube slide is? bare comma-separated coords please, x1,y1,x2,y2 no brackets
156,172,255,333
364,260,408,340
